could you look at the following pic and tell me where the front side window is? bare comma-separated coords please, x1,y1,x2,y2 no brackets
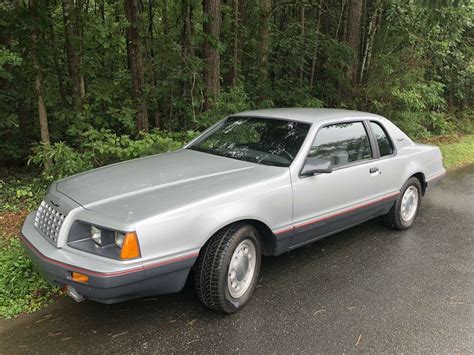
188,117,310,167
369,121,394,157
309,122,372,168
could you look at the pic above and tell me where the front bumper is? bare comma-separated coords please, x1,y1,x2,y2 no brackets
20,212,197,304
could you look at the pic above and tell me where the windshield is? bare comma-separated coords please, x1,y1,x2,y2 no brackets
188,117,310,167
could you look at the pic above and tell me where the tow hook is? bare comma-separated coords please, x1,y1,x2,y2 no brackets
65,285,85,302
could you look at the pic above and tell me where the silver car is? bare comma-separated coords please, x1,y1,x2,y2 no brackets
21,109,445,313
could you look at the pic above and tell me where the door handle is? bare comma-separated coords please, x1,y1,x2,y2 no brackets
369,167,380,174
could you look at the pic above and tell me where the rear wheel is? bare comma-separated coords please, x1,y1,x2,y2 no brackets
194,223,262,313
383,177,422,230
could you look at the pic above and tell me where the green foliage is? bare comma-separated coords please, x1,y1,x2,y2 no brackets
0,238,60,319
81,128,183,164
0,175,47,213
28,129,198,181
0,47,22,80
1,0,472,162
197,86,252,127
29,142,94,180
457,109,474,134
358,1,473,139
437,135,474,169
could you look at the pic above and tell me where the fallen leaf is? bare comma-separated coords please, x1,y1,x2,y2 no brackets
48,332,62,337
111,331,129,338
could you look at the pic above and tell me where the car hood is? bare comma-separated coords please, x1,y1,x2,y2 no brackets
55,149,286,222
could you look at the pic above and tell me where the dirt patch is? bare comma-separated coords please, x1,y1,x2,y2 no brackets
0,210,29,239
420,134,464,145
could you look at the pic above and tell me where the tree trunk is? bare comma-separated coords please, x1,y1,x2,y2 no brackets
359,3,382,84
299,4,305,84
162,0,169,35
125,0,149,132
99,0,105,21
229,0,245,87
62,0,84,111
148,0,161,129
257,0,271,100
77,0,85,97
336,0,347,41
202,0,221,110
31,0,50,145
46,0,67,106
181,0,195,128
154,111,161,130
309,0,322,88
182,0,194,58
345,0,364,85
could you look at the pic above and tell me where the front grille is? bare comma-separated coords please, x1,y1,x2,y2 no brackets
34,200,66,245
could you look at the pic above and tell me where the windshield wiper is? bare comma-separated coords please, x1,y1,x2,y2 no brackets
188,147,287,167
257,159,288,167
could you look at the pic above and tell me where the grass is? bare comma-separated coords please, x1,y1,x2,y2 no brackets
0,134,473,319
0,238,60,319
0,170,60,319
422,134,474,170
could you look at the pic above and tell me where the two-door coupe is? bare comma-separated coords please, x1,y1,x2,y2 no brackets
21,109,445,313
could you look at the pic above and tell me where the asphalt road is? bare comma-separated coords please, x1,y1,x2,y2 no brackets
1,165,473,354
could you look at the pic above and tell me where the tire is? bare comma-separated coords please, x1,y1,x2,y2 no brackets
383,177,422,230
194,223,262,313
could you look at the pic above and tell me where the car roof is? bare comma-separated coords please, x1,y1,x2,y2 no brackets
231,108,383,124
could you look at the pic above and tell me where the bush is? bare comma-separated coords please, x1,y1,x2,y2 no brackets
28,128,199,181
0,176,47,212
28,142,94,181
197,85,251,127
457,109,474,134
81,128,183,165
0,238,60,319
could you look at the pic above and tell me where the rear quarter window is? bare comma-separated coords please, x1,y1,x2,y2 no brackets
370,121,394,157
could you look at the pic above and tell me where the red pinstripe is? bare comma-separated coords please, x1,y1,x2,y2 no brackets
274,191,400,235
427,171,446,182
20,233,198,277
143,252,199,270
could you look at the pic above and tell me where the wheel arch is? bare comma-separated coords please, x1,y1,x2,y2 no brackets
198,219,278,257
402,159,427,196
409,172,427,195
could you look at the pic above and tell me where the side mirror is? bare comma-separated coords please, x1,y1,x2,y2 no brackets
300,157,332,176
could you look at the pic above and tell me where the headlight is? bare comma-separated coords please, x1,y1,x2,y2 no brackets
68,222,141,260
91,226,102,245
114,232,126,248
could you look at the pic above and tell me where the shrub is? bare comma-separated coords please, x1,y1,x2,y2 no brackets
28,129,199,181
0,176,47,212
80,128,184,165
197,85,251,127
0,238,60,319
28,142,94,180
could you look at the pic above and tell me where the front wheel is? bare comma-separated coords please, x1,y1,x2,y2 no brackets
194,223,262,313
383,177,422,230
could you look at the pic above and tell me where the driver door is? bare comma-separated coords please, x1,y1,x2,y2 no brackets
290,121,387,248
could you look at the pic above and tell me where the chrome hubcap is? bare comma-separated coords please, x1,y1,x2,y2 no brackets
227,239,256,298
400,186,419,222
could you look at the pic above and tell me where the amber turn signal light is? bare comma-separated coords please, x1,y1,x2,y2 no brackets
71,272,89,283
119,232,141,260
